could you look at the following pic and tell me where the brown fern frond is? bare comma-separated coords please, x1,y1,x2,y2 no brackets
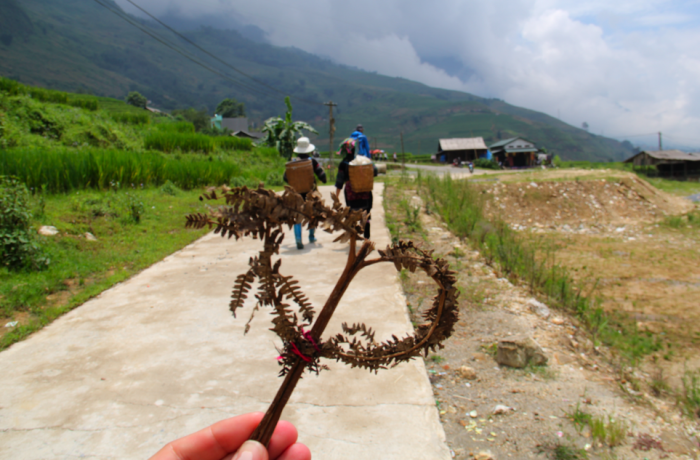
275,275,315,322
230,268,256,317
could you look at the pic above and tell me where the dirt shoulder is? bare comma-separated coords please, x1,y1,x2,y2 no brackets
384,178,700,459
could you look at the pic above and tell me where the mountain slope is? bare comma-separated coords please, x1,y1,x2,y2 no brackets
0,0,634,161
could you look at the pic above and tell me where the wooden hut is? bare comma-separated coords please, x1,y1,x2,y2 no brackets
434,138,488,163
623,150,700,178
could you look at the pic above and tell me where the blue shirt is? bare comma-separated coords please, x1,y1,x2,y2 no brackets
350,131,371,158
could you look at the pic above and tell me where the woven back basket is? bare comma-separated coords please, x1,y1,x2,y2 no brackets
348,164,374,193
285,159,314,194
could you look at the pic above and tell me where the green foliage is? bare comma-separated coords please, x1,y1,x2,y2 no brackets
429,355,445,364
474,158,500,169
680,368,700,418
545,443,589,460
144,132,214,153
111,112,150,125
564,402,592,433
0,147,244,192
0,188,209,350
0,177,48,270
125,91,147,109
0,90,143,150
155,121,195,133
214,136,253,151
418,174,662,361
590,415,627,447
261,97,318,160
216,98,246,118
399,199,422,233
171,107,210,132
159,180,180,196
264,172,284,187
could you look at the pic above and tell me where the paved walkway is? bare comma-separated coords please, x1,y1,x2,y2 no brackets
0,185,450,460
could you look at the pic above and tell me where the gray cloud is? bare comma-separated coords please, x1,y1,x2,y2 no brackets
117,0,700,148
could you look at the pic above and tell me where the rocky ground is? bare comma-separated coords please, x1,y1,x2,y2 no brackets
384,179,700,460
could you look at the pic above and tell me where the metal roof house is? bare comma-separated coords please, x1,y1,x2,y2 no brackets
434,137,488,163
489,137,538,168
623,150,700,178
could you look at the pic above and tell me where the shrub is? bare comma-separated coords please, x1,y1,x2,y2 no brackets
126,91,147,109
0,177,48,270
160,180,180,196
474,158,500,169
264,172,284,187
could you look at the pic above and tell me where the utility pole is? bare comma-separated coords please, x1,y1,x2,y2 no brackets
401,131,405,170
324,101,337,169
658,131,663,151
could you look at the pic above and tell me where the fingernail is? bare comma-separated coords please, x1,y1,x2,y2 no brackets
232,441,266,460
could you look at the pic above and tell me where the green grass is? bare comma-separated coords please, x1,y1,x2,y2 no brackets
144,132,215,153
417,173,662,361
590,415,627,447
680,368,700,418
0,147,247,192
0,187,209,350
645,177,700,197
564,403,592,433
214,136,253,151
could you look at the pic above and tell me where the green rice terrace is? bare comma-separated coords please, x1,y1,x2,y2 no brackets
0,77,286,349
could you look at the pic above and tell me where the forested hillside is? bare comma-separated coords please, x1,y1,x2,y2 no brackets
0,0,635,161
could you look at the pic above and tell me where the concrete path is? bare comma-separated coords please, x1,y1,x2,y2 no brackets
0,184,450,460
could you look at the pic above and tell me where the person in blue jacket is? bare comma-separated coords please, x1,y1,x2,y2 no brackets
349,124,371,158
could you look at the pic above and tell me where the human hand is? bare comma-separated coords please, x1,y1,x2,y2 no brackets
148,412,311,460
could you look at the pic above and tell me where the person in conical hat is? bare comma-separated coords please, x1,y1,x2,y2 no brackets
283,137,327,249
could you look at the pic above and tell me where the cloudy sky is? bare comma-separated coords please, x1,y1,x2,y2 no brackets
118,0,700,149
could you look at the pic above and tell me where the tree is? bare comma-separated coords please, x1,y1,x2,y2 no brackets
582,122,589,131
172,107,210,132
261,97,318,160
126,91,148,109
216,98,246,118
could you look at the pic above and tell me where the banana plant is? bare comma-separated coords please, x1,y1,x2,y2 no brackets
261,97,318,160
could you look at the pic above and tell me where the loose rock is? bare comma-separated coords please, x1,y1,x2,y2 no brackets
474,451,496,460
496,335,548,368
457,366,477,380
38,226,59,236
493,405,515,415
85,232,98,241
527,298,550,319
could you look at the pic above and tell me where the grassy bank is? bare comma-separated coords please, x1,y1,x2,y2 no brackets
0,186,209,350
0,147,285,193
417,173,661,361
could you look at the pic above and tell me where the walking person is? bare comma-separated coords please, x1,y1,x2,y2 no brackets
393,152,398,163
335,138,377,239
284,137,327,249
349,124,371,158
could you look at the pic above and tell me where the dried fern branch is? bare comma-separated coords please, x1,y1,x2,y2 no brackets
185,185,459,447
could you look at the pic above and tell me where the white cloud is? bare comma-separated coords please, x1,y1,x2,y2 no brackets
118,0,700,147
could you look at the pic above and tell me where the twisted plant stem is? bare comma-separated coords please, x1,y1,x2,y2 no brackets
249,236,373,446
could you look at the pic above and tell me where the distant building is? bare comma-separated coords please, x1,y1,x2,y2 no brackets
623,150,700,178
232,130,263,140
489,137,538,168
434,137,488,163
211,115,249,132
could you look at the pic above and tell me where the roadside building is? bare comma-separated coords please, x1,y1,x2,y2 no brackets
489,137,538,168
623,150,700,178
434,137,488,163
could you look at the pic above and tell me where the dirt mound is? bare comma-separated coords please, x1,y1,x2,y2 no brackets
482,174,693,227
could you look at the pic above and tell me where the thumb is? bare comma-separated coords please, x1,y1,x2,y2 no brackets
227,441,268,460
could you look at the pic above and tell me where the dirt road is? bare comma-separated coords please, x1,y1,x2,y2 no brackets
0,185,450,460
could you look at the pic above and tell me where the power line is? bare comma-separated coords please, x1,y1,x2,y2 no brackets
121,0,325,106
91,0,280,99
